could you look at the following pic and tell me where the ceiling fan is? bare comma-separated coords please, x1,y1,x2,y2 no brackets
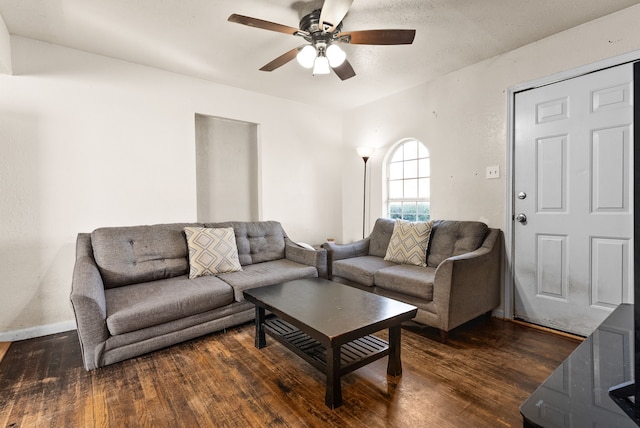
228,0,416,80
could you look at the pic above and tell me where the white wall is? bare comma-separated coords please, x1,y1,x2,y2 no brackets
342,4,640,244
195,115,259,222
0,13,11,74
0,36,343,340
4,4,640,340
340,4,640,318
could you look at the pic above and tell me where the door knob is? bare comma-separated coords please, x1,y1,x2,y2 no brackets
515,213,527,223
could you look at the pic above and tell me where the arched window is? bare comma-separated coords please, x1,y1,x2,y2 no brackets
386,139,430,221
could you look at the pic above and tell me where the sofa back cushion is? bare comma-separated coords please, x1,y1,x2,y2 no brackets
368,217,396,257
426,220,488,267
204,221,286,266
91,223,201,288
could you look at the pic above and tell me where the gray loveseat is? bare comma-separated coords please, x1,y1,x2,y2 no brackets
323,218,501,342
70,221,326,370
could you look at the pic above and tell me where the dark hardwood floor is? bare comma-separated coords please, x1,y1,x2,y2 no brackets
0,342,9,364
0,317,580,427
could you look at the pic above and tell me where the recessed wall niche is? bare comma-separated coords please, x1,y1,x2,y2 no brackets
194,114,259,222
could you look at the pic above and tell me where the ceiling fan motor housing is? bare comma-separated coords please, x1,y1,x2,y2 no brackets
299,9,343,39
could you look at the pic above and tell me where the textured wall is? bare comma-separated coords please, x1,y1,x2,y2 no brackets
342,4,640,245
0,14,10,74
0,37,343,339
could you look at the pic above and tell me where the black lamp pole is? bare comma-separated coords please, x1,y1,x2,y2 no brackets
361,155,370,239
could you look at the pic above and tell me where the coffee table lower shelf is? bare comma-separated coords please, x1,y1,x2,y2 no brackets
264,317,389,376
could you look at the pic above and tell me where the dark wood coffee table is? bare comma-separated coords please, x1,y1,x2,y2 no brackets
243,277,418,409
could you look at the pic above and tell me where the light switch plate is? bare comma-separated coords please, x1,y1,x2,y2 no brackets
486,166,500,179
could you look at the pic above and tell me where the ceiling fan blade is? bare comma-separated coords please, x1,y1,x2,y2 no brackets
319,0,354,32
339,29,416,45
259,47,302,72
332,59,356,81
228,14,301,36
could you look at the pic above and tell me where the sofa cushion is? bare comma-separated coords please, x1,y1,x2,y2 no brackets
332,256,397,286
374,264,435,301
184,227,242,278
368,218,396,257
92,223,201,288
220,259,318,301
104,275,234,335
427,221,488,267
205,221,286,266
384,220,433,267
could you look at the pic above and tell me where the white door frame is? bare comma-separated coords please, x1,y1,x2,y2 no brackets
504,49,640,321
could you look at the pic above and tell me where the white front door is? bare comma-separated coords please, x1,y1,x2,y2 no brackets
513,63,634,336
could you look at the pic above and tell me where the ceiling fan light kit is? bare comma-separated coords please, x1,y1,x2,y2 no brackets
296,45,316,69
228,0,416,81
296,42,345,74
326,44,346,67
313,52,331,75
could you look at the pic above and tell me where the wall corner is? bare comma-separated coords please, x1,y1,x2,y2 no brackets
0,13,12,75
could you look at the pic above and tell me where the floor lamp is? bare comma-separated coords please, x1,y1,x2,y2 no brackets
357,147,375,239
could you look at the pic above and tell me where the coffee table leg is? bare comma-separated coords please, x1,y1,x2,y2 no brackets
325,345,342,408
387,325,402,376
254,306,266,349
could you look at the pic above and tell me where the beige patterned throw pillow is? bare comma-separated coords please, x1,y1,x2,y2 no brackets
384,220,433,267
184,227,242,279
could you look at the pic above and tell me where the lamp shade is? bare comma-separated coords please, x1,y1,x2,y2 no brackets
326,44,346,67
296,45,316,69
357,146,375,158
313,55,330,75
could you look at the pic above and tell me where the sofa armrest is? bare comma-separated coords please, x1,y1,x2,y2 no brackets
323,238,370,261
432,228,502,332
284,238,328,279
70,233,109,370
322,238,370,278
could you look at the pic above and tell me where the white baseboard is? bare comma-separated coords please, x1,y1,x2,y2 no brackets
0,310,507,342
0,320,77,342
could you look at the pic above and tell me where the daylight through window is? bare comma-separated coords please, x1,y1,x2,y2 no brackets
386,139,430,221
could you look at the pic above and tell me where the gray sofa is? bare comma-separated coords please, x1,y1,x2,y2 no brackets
323,218,501,342
70,221,326,370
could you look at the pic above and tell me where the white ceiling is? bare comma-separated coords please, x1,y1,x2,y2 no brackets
0,0,637,110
